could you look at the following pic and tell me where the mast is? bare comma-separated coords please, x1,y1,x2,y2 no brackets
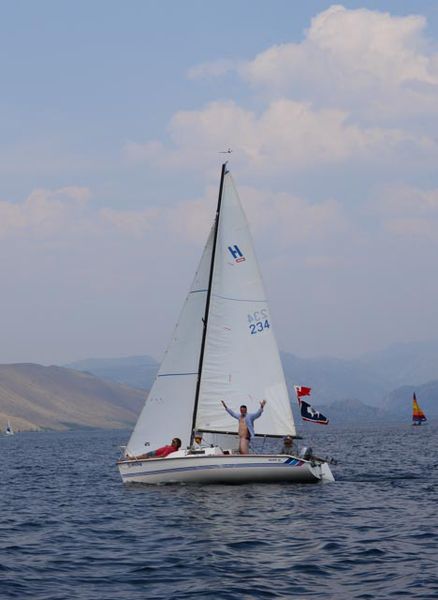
190,162,227,445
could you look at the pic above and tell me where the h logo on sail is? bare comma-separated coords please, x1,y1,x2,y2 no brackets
228,244,246,263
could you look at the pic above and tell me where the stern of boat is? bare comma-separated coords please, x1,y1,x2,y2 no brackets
317,461,335,483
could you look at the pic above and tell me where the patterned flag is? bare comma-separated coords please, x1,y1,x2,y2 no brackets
299,400,329,425
294,385,329,425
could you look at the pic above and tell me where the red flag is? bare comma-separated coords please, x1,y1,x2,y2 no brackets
294,385,312,398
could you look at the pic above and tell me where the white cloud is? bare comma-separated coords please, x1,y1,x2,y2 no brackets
237,184,349,246
303,254,343,269
122,140,165,165
0,177,351,258
0,187,164,240
374,184,438,239
244,6,437,86
377,184,438,215
0,187,91,239
166,192,216,243
163,180,350,250
187,59,239,79
124,98,431,174
100,207,160,236
219,5,438,119
385,217,437,238
123,6,438,176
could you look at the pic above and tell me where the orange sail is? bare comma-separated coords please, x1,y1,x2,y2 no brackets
412,393,427,425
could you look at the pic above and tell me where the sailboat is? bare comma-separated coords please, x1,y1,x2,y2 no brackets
5,420,14,436
118,164,335,484
412,392,427,426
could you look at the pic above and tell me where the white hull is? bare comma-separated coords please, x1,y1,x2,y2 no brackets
118,452,334,485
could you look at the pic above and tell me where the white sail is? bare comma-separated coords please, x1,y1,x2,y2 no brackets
196,172,296,437
125,226,214,456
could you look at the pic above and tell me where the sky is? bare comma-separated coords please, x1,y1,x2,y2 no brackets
1,0,438,364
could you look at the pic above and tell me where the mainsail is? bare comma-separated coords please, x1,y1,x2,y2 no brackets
412,392,427,425
126,165,296,456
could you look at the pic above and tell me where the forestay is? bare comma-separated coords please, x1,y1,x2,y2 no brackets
196,172,296,438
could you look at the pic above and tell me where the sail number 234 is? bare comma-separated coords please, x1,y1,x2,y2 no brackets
248,309,270,335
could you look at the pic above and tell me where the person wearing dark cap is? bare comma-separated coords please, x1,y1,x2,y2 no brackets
281,435,296,455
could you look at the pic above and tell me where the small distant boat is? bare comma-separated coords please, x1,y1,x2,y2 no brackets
5,420,14,436
412,393,427,426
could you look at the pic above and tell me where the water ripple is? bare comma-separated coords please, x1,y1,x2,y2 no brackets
0,426,437,599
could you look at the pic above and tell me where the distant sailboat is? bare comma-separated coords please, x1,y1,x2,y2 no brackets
412,393,427,426
117,164,335,484
5,420,14,436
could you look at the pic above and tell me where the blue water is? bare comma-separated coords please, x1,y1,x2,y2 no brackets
1,425,437,599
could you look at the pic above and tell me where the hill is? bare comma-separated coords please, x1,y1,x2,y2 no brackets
281,353,389,406
359,341,438,389
293,383,438,427
64,351,390,403
65,355,158,390
0,363,145,432
311,398,388,426
383,380,438,421
66,341,438,407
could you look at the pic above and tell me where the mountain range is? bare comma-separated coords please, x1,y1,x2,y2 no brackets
66,340,438,407
0,363,145,432
282,340,438,407
1,340,436,433
65,355,158,391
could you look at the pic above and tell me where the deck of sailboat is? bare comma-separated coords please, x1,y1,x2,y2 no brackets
117,451,333,484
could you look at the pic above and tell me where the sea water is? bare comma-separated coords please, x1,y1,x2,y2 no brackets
0,425,437,599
